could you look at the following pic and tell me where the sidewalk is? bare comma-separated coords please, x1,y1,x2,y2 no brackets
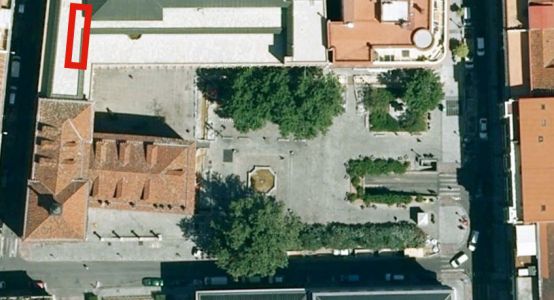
19,209,202,262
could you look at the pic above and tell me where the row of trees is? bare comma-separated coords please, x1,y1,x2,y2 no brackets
346,157,409,179
182,191,426,280
346,187,413,206
196,67,344,139
299,221,426,251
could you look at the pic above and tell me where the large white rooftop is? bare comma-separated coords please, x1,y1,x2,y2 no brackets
42,0,328,98
291,0,327,62
92,7,282,28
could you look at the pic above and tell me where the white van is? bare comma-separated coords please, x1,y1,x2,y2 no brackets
463,7,471,25
476,37,485,56
450,252,469,268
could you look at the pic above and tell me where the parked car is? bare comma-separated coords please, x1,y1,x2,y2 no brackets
385,273,405,281
142,277,164,287
468,230,480,251
463,7,471,25
476,37,485,56
465,56,474,69
339,274,360,283
450,252,469,268
268,275,284,284
0,281,5,289
333,249,351,256
10,56,20,79
204,276,228,286
18,3,24,14
479,118,488,139
30,280,47,290
8,86,17,105
240,276,261,284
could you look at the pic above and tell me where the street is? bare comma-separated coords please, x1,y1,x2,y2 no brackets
0,256,444,298
465,0,514,298
0,0,47,237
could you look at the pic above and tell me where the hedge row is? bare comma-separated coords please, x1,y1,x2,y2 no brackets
298,221,427,251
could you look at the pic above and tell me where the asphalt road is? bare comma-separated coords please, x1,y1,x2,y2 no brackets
0,256,443,298
0,0,47,236
467,0,514,298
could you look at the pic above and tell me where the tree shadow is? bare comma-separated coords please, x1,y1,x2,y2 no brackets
178,173,254,254
376,68,419,97
449,38,461,53
196,68,236,103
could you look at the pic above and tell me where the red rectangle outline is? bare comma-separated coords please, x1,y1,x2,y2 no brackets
64,3,93,70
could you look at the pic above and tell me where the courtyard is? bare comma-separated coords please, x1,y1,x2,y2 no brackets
204,69,466,253
90,65,199,140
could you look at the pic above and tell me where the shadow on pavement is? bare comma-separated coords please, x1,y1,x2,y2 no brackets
0,271,49,297
94,112,181,139
159,256,444,296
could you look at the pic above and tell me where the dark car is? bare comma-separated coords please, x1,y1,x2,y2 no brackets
142,277,164,287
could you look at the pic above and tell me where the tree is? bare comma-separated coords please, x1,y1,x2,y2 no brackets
278,71,344,138
209,194,302,279
452,41,469,58
196,67,344,139
403,69,444,114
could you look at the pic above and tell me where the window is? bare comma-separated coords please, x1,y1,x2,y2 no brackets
542,205,547,211
539,136,544,142
542,119,547,127
542,104,546,110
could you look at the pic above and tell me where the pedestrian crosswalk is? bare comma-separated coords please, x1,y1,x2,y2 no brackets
439,173,462,200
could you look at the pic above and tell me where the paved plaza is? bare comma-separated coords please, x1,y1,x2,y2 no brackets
205,73,465,244
19,209,196,262
90,65,198,140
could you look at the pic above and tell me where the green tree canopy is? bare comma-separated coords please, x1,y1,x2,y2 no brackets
403,69,444,114
210,194,302,279
452,41,470,58
346,157,409,178
197,67,344,139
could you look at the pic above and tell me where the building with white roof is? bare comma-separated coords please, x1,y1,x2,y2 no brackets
38,0,328,99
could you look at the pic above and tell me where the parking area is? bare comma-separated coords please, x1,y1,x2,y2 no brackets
90,65,198,140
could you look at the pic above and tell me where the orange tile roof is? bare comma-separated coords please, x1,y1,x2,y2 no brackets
24,99,197,241
517,98,554,222
529,2,554,29
528,3,554,93
328,0,430,65
24,99,93,241
537,222,554,298
88,133,196,214
529,29,554,93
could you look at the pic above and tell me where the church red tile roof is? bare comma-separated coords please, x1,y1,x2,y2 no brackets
88,133,196,214
23,99,196,241
24,99,93,241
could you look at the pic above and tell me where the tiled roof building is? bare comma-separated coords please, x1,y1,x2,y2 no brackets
528,1,554,94
23,99,196,241
88,133,195,214
24,99,93,241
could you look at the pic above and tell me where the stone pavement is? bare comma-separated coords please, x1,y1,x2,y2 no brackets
19,209,198,262
205,76,445,225
439,270,472,300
